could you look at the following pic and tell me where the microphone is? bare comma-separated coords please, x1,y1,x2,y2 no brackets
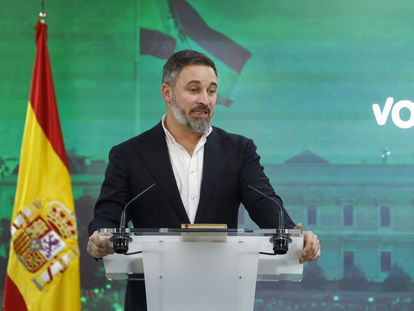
111,183,156,254
248,185,292,255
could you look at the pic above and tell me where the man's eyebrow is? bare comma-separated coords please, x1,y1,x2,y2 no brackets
186,80,218,87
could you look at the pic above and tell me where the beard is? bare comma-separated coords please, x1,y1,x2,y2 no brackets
170,95,213,135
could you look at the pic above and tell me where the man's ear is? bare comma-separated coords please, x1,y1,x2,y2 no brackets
161,83,171,105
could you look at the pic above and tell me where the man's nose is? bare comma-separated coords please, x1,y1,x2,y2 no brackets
197,90,209,105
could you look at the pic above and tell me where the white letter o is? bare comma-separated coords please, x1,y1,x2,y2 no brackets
391,100,414,129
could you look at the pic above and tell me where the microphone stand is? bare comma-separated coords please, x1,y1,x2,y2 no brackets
248,185,292,255
111,183,156,254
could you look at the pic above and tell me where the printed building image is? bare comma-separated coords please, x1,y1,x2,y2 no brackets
240,150,414,282
1,150,414,283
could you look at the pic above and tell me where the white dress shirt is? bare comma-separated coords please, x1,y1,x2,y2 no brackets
161,115,213,223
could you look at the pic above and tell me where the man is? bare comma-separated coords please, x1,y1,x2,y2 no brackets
87,50,320,310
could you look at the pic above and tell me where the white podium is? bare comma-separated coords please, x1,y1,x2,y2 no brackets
100,228,303,311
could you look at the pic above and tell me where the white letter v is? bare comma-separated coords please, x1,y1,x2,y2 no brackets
372,97,394,126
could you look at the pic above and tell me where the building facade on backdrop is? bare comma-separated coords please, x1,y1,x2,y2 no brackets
1,150,413,281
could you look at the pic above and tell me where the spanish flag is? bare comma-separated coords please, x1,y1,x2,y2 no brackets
3,20,81,311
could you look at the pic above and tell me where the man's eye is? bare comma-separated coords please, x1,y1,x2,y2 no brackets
190,88,198,93
208,89,217,95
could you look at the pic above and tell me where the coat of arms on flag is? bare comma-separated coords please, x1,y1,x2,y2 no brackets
11,199,79,290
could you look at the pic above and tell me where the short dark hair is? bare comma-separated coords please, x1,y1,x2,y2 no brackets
162,50,218,85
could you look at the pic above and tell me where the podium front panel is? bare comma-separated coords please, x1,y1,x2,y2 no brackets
141,235,261,311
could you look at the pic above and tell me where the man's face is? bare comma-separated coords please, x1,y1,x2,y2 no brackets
165,65,217,134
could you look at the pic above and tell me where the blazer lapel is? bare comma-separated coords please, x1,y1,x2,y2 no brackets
195,129,225,223
134,123,190,224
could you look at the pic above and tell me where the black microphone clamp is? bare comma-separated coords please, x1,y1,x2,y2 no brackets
111,228,132,254
270,229,292,255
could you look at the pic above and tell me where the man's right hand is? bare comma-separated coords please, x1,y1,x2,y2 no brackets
87,231,114,259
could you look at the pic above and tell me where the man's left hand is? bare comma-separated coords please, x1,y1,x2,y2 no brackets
295,223,320,263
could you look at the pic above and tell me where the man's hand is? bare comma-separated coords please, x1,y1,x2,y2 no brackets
87,231,114,259
295,223,320,263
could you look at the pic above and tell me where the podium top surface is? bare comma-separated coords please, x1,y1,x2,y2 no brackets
99,228,302,236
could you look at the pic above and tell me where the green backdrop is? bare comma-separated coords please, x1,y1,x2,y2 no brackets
1,0,413,310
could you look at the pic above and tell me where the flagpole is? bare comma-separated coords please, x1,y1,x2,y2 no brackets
39,0,46,23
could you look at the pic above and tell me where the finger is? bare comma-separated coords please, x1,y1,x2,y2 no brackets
307,238,319,260
300,232,318,263
294,223,303,230
87,240,100,258
307,246,321,262
89,231,102,245
303,232,315,253
302,235,321,262
96,248,113,258
308,235,318,256
87,232,114,257
105,239,114,248
101,232,114,249
91,231,114,248
88,240,113,258
316,247,321,259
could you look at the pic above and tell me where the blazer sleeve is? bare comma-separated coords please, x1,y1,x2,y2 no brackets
239,139,295,229
88,145,132,236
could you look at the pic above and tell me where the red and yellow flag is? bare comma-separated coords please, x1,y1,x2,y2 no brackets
3,20,80,311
